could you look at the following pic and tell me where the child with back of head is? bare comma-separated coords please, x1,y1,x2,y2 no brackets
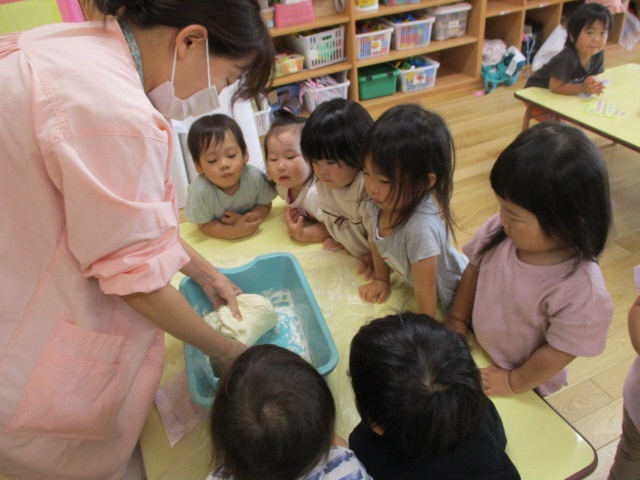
608,266,640,480
263,110,329,241
207,344,372,480
525,3,613,96
348,312,520,480
185,114,276,240
447,122,614,397
358,104,468,317
300,98,375,279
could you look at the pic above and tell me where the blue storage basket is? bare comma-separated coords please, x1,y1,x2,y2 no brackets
179,252,339,409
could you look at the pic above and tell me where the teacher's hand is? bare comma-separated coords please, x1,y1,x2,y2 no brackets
201,269,242,320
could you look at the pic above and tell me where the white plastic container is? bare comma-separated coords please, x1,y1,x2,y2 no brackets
425,2,472,40
378,13,435,50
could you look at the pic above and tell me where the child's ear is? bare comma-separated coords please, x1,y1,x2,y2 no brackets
243,151,249,165
371,424,385,436
194,161,203,174
428,173,437,189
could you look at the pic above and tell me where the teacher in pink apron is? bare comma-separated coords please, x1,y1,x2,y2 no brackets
0,0,274,478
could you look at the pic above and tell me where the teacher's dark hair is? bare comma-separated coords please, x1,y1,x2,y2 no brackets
93,0,275,101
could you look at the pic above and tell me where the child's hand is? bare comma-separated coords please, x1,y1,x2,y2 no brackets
582,76,605,96
359,279,390,304
234,214,263,237
357,253,374,280
220,210,242,225
480,366,515,397
322,237,345,252
285,206,305,240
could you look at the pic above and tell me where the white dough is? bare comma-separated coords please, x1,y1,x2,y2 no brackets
204,294,278,345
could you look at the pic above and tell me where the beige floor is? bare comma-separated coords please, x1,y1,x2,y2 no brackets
373,43,640,479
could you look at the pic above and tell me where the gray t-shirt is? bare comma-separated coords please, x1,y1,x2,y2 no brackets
185,164,276,224
369,196,468,311
525,46,604,88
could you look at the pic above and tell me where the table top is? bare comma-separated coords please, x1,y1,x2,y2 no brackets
140,198,597,480
515,63,640,152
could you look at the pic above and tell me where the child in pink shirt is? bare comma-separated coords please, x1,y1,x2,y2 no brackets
447,122,614,396
609,266,640,479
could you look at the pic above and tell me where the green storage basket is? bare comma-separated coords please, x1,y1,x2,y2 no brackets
358,64,399,101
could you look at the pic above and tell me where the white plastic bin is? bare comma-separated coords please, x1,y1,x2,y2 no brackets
425,2,472,40
378,14,435,50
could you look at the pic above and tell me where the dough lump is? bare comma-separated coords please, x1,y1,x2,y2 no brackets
204,294,278,346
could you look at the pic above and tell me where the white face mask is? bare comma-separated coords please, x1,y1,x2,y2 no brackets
148,41,220,121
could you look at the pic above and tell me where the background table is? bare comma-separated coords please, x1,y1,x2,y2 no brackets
515,63,640,152
140,199,597,480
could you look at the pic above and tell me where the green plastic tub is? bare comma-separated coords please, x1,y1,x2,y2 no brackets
358,63,399,100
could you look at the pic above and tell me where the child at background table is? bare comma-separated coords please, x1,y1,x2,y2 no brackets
525,3,613,95
207,344,372,480
609,266,640,480
300,98,375,279
348,312,520,480
358,104,468,316
447,122,614,397
185,114,276,239
263,110,329,242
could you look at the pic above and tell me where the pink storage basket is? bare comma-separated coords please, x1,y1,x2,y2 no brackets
274,0,316,28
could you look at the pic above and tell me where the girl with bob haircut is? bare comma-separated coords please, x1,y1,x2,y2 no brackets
208,344,371,480
348,312,520,480
448,122,614,396
358,104,468,316
300,98,375,279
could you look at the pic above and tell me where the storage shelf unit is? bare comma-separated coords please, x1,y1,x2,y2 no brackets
267,0,627,113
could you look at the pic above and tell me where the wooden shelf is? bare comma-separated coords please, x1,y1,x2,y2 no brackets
270,60,354,87
356,35,477,67
525,0,563,10
485,1,524,17
353,0,465,19
269,13,350,37
264,0,596,109
359,70,478,110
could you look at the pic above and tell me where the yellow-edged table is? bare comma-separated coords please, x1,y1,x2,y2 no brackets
140,199,597,480
515,63,640,153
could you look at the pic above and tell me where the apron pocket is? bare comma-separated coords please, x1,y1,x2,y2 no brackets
8,319,127,440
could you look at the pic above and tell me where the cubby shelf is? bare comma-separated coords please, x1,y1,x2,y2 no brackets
267,0,627,114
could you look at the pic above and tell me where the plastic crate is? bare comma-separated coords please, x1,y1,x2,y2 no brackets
379,13,435,50
180,253,339,409
274,53,305,78
274,0,316,28
254,108,270,136
395,56,440,92
358,63,398,100
302,74,350,112
287,25,345,70
380,0,420,4
425,2,472,40
355,22,394,59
